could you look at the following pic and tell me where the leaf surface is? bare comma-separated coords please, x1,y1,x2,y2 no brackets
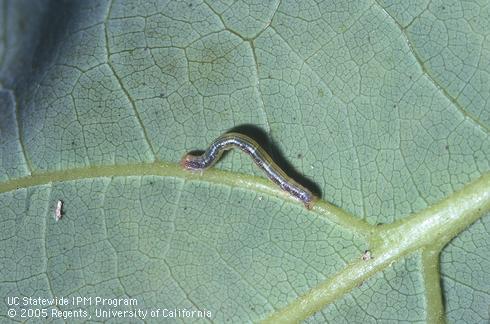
0,0,489,323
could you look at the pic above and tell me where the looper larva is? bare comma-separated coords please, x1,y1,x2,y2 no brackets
180,133,317,209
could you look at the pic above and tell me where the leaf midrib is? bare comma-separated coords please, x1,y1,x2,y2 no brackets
265,172,490,322
0,162,372,232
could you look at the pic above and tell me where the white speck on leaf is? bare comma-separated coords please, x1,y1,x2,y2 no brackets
361,250,372,261
54,200,63,221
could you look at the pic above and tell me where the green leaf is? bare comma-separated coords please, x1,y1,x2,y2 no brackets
0,0,489,323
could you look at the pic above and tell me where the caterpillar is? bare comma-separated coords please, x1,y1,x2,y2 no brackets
180,132,316,209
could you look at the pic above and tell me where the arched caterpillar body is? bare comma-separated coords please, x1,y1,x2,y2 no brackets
180,132,317,209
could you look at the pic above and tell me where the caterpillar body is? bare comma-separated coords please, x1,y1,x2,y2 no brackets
180,133,316,209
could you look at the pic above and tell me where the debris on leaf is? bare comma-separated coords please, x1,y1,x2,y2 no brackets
54,200,63,221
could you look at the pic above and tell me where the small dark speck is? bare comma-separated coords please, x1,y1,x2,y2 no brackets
142,82,146,86
393,104,397,108
71,141,75,145
445,145,449,150
188,3,192,7
409,75,412,80
183,207,187,211
237,200,241,204
442,6,445,10
292,117,296,121
159,93,165,98
297,153,303,159
149,181,154,185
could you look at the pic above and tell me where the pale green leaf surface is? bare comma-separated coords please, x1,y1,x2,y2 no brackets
0,0,489,323
305,253,426,323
